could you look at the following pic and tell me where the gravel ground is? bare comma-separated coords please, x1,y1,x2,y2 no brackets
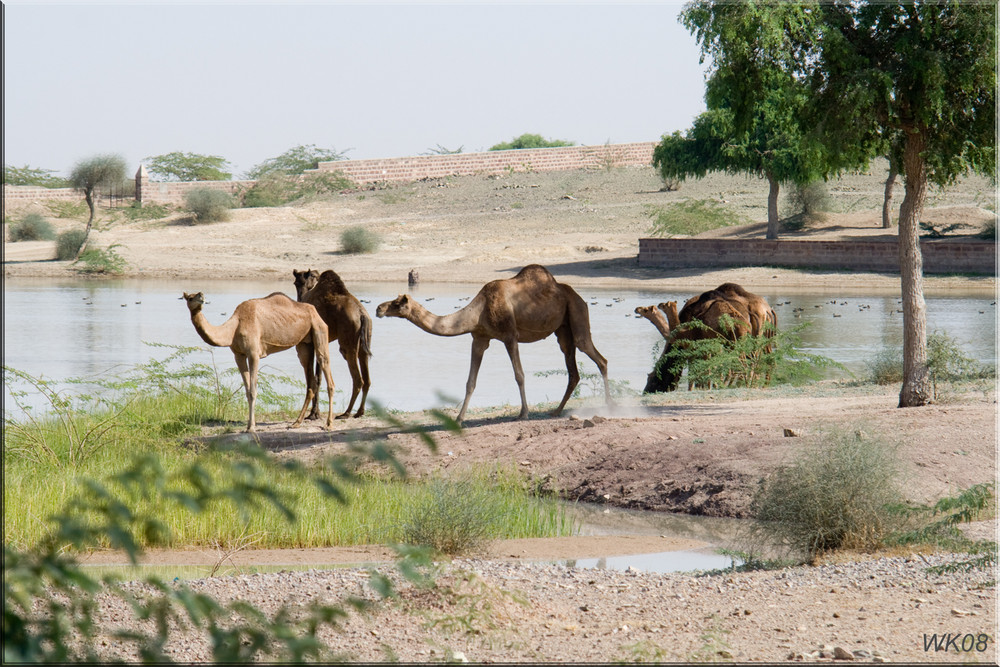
93,553,995,663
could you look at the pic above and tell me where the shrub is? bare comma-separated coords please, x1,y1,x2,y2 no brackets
978,217,996,240
8,213,55,241
489,133,575,151
864,345,904,385
74,244,127,275
646,200,743,236
240,172,354,208
121,202,171,221
56,229,88,260
401,477,504,555
340,225,382,254
751,426,905,561
184,187,232,223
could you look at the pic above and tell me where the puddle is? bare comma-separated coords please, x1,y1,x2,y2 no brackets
556,548,739,574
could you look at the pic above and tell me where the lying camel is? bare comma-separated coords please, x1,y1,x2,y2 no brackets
182,291,334,432
376,264,612,423
293,269,372,419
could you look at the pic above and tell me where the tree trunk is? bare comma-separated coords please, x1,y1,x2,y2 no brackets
882,159,898,229
897,132,930,407
765,171,780,240
75,189,96,261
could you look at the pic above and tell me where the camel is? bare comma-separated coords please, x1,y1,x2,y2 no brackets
375,264,612,423
182,291,334,433
644,289,752,393
712,283,778,343
634,305,672,339
292,268,373,419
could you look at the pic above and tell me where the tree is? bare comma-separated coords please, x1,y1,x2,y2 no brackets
68,154,127,260
246,144,349,180
489,133,575,151
676,2,829,239
806,1,996,407
143,151,232,181
3,165,70,188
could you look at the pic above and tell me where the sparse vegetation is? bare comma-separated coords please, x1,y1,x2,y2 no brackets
340,225,382,254
8,213,55,241
751,425,905,562
184,187,233,223
489,133,575,151
73,244,128,275
144,151,232,182
646,199,743,236
55,229,88,260
246,144,350,180
239,172,354,208
782,180,831,230
4,164,70,188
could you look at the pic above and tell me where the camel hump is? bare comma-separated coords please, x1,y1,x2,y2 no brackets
714,282,754,299
317,270,349,294
513,264,557,283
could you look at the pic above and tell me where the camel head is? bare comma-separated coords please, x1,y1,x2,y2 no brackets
292,269,320,300
634,305,654,317
182,291,205,313
375,294,413,319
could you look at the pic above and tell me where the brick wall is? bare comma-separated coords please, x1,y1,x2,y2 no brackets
638,238,996,275
312,142,657,184
4,142,657,209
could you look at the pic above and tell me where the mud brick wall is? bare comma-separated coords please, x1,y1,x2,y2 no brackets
4,142,657,209
312,142,657,184
638,238,996,275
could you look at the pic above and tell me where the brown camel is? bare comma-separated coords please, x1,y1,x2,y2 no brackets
375,264,612,423
182,291,334,432
645,289,752,393
713,283,778,342
634,305,672,339
292,268,373,419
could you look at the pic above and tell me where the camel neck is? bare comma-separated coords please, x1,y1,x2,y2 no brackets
190,309,237,347
405,300,479,337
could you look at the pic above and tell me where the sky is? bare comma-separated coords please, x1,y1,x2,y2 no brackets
4,2,711,179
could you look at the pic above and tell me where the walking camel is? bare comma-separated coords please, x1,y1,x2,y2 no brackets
375,264,612,423
182,291,335,432
293,269,373,419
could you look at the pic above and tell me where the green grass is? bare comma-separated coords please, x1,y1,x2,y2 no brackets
3,354,572,552
645,199,745,236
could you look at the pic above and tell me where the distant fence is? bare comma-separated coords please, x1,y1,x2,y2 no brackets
3,142,657,209
638,237,996,275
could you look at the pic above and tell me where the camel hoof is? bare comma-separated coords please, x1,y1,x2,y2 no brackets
353,410,365,418
306,413,320,421
335,412,351,420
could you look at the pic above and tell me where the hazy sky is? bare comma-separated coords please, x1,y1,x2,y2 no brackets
4,2,710,179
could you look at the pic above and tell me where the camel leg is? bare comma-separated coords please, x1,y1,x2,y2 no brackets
292,343,319,429
503,338,530,420
235,353,258,433
317,345,336,430
354,349,371,418
336,342,363,420
573,333,615,409
552,327,580,416
307,358,323,420
457,336,490,423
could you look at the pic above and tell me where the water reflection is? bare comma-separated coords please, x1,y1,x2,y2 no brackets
3,278,995,418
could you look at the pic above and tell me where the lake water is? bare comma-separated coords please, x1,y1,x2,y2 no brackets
3,278,996,418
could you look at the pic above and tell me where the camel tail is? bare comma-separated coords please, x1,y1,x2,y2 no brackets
359,308,373,358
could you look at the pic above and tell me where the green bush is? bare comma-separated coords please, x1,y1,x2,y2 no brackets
56,229,87,260
401,477,504,555
864,345,904,384
121,201,171,221
184,187,233,223
646,200,743,236
340,225,382,254
782,181,831,230
751,426,905,561
8,213,55,241
75,244,127,275
489,133,575,151
240,172,354,208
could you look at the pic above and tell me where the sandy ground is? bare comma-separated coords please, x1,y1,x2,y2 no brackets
5,165,997,662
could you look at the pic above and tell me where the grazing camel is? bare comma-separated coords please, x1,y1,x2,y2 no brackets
644,290,752,393
375,264,612,423
634,305,672,338
713,283,778,344
182,291,334,432
292,269,373,419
